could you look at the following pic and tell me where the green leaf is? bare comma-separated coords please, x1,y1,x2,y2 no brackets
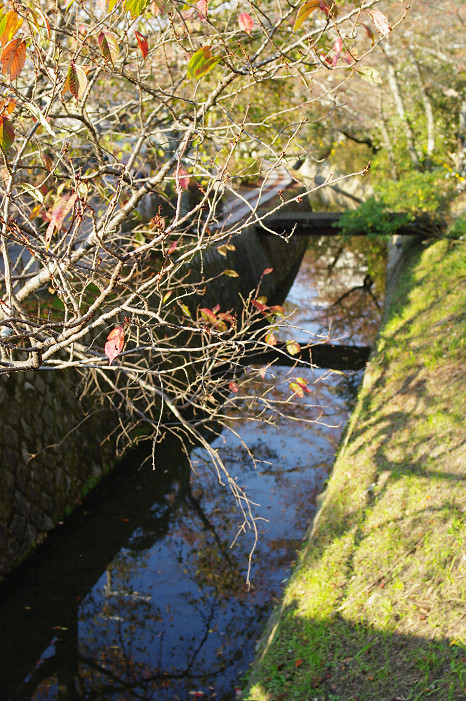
0,115,14,152
123,0,150,18
187,46,210,79
357,66,382,85
286,340,301,356
289,381,304,398
223,269,239,277
178,302,192,318
187,46,221,80
293,0,319,32
196,55,221,79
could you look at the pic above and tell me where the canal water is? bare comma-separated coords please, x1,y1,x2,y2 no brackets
0,237,385,701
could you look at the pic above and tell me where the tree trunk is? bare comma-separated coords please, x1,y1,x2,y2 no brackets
378,90,398,180
386,61,420,170
411,57,435,163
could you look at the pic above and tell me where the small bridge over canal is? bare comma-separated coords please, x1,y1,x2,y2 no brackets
256,211,441,238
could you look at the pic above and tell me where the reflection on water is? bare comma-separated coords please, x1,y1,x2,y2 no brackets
0,237,385,700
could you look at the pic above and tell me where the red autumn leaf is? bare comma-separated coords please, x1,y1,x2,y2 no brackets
1,38,26,82
134,30,148,60
0,116,15,152
296,377,312,392
200,307,218,324
105,326,125,364
360,22,375,45
217,311,235,325
238,12,254,35
332,37,342,67
295,658,303,668
228,381,239,393
290,377,312,397
196,0,207,21
366,9,390,37
176,167,190,191
251,299,268,313
263,267,273,275
318,0,330,17
167,240,177,255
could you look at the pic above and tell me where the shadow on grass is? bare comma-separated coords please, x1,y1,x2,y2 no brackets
248,609,465,700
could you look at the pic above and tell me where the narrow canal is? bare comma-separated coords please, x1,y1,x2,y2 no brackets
0,236,385,701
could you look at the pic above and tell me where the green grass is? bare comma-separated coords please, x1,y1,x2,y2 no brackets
245,238,466,701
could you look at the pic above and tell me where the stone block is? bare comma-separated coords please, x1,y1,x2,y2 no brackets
10,514,26,542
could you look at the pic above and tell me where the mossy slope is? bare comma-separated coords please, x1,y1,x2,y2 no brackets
246,238,465,701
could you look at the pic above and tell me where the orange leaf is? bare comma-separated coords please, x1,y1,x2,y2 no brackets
1,38,26,82
293,0,319,31
45,193,77,249
0,97,15,116
105,326,125,364
265,330,277,346
0,11,23,47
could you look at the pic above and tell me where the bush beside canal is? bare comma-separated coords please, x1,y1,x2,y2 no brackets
245,235,465,701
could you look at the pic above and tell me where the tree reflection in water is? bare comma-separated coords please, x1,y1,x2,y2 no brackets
0,238,386,701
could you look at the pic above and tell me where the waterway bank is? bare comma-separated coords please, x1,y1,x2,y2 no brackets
245,236,465,700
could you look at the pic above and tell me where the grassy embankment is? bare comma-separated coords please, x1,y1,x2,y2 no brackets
246,236,465,701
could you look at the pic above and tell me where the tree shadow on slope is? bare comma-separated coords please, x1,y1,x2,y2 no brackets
249,610,465,701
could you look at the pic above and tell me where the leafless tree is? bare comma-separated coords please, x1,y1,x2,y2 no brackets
0,0,401,575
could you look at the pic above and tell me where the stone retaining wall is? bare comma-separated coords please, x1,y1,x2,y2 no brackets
0,369,115,580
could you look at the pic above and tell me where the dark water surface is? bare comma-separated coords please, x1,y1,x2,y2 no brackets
0,238,385,701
